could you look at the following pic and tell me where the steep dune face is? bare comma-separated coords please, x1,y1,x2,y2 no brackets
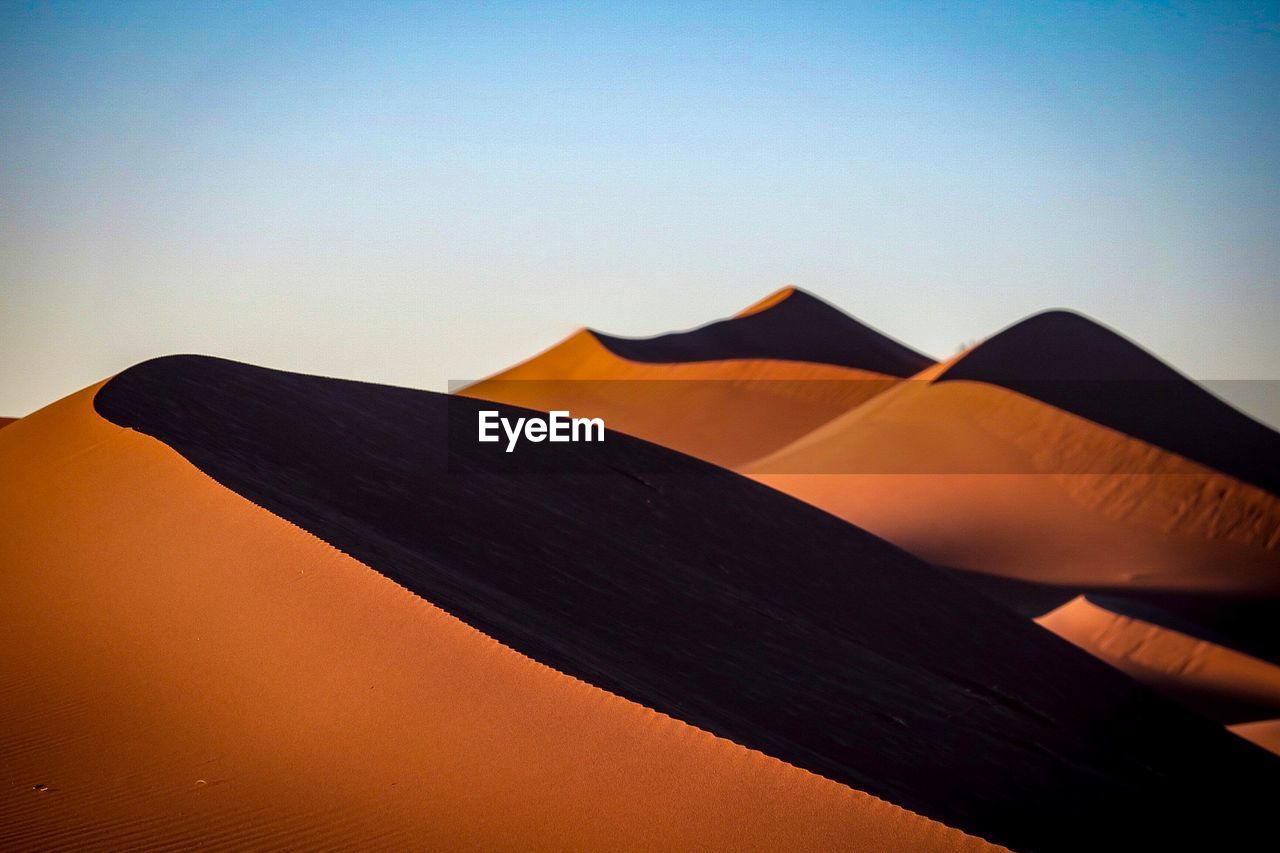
0,381,995,851
745,310,1280,751
460,288,929,467
58,354,1280,851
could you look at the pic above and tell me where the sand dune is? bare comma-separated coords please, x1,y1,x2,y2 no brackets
747,312,1280,592
460,287,930,467
745,309,1280,753
3,355,1278,848
0,380,990,851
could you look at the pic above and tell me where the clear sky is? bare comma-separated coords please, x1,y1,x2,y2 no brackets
2,1,1277,424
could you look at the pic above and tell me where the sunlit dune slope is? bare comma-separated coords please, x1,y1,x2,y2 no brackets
747,311,1280,593
0,380,992,851
1039,596,1280,726
17,353,1274,850
460,287,931,467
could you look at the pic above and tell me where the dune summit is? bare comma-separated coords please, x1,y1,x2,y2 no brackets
937,310,1280,493
591,286,932,376
460,287,930,467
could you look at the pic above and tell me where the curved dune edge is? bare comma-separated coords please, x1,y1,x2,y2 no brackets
461,328,899,468
734,285,796,317
0,386,997,851
1037,597,1280,750
0,417,15,429
746,378,1279,592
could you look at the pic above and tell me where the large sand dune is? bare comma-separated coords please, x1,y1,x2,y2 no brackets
4,355,1278,849
1,379,987,851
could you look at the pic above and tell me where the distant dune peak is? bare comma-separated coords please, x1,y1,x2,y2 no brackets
733,285,797,317
940,310,1181,383
938,309,1280,494
592,287,934,376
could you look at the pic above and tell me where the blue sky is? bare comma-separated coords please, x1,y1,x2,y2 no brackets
2,1,1277,423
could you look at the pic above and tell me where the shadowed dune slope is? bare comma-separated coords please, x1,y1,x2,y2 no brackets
461,288,926,467
85,355,1280,851
0,385,992,852
593,287,932,376
0,417,15,429
939,310,1280,494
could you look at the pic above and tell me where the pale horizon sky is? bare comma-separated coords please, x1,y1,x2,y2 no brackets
2,1,1278,426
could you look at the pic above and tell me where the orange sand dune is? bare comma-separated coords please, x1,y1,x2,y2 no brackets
460,288,919,468
0,387,993,851
0,417,15,429
748,376,1280,593
1038,596,1280,725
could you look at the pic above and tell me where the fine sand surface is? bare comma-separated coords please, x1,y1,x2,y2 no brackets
0,417,15,429
62,353,1280,851
460,288,928,467
0,384,995,851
